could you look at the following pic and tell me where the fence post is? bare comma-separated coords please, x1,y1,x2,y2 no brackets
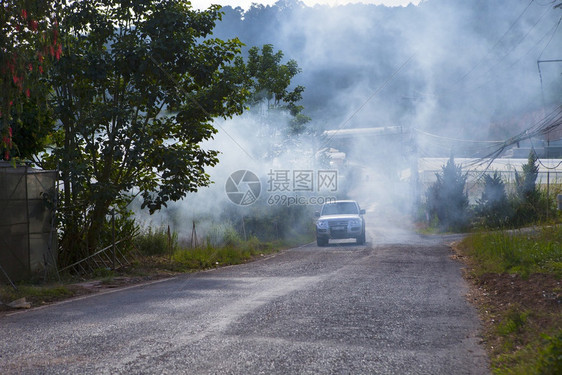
112,209,116,270
167,225,172,258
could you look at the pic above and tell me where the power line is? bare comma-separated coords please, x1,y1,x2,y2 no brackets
460,4,554,94
319,53,415,149
538,15,562,59
455,0,536,86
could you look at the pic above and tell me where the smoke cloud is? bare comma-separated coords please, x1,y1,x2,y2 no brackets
139,0,562,238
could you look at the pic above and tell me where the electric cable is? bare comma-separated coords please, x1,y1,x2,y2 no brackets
319,54,415,150
455,0,536,87
538,15,562,59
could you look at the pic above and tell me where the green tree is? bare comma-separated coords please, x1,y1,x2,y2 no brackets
45,0,249,265
515,152,539,202
246,44,310,135
511,152,542,225
476,171,511,228
426,156,469,231
1,1,60,160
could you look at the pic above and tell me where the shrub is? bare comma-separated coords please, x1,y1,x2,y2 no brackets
476,171,512,228
426,156,469,231
134,226,178,256
536,331,562,375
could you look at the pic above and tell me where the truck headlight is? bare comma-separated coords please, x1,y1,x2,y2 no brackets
349,219,361,226
316,220,329,229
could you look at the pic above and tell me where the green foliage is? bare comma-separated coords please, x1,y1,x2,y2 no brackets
0,284,73,308
92,267,115,280
515,152,540,200
203,222,243,247
245,44,310,134
461,228,562,375
247,44,302,105
1,1,60,159
496,308,529,336
3,98,55,159
461,227,562,276
135,226,178,256
426,156,469,232
219,202,316,242
476,171,512,228
473,154,556,229
43,0,249,265
172,235,269,269
536,331,562,375
510,152,542,226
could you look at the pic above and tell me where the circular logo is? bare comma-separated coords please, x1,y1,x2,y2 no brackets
225,170,261,206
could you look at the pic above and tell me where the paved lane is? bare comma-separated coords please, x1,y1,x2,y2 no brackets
0,215,488,374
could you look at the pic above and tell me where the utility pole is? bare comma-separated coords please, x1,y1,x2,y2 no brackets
537,59,562,220
537,60,562,105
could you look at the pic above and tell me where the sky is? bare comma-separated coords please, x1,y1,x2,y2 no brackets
190,0,421,10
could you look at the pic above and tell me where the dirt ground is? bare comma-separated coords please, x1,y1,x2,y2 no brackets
450,243,562,360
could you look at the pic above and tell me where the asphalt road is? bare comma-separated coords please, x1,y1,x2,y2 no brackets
0,214,489,374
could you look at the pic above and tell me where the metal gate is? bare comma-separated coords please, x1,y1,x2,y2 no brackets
0,161,57,283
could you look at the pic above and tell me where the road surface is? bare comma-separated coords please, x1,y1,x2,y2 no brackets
0,213,489,374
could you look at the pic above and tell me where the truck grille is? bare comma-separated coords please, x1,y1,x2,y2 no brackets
329,220,348,228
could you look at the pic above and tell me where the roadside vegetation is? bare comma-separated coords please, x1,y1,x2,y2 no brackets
1,220,315,313
422,153,558,233
421,153,562,373
457,228,562,374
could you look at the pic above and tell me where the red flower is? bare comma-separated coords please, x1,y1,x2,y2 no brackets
25,88,30,97
30,20,38,31
28,63,33,72
21,9,27,20
38,65,44,74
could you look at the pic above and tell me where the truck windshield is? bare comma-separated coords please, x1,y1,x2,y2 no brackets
322,202,359,215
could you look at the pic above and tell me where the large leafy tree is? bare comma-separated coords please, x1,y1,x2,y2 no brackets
45,0,249,264
1,1,60,160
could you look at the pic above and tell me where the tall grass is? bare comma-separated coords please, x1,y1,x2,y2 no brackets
461,226,562,277
172,236,271,269
134,226,178,256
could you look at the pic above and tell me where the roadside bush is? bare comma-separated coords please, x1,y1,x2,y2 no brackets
509,152,544,227
98,207,139,253
426,156,470,232
476,171,512,228
496,308,529,336
536,331,562,375
473,153,557,229
134,226,178,256
204,222,242,247
220,203,316,242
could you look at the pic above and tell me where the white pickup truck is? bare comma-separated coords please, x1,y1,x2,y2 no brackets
315,200,366,246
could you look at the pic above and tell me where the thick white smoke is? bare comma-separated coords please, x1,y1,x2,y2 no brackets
138,0,562,237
